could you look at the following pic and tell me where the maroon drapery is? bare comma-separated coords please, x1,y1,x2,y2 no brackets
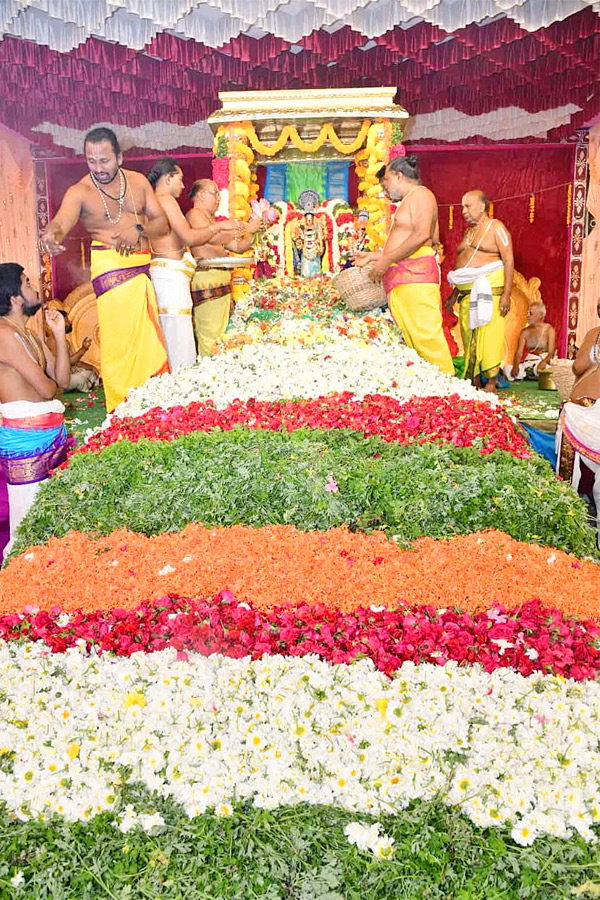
415,146,574,351
0,10,598,148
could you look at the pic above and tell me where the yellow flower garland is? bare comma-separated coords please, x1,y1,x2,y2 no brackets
237,120,371,157
357,121,392,249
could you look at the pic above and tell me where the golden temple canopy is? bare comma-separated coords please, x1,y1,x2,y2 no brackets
207,87,408,129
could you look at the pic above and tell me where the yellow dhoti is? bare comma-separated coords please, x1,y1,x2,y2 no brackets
384,246,454,376
456,267,506,381
191,268,232,357
90,244,169,412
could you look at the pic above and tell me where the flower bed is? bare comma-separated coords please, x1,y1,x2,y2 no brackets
74,394,531,461
3,527,599,619
1,644,600,845
1,594,600,681
2,273,599,897
13,430,595,557
5,798,600,899
113,337,492,419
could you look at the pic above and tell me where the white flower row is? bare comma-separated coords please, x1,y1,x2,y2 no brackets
227,305,402,349
1,643,599,846
114,335,493,419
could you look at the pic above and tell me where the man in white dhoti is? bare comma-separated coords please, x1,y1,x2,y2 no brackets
0,264,71,559
446,190,514,392
147,158,242,371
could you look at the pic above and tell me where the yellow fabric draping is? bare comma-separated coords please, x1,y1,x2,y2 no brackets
578,125,600,344
0,125,38,289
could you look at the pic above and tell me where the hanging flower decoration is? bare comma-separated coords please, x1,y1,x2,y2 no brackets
239,121,371,158
357,120,391,249
211,157,230,191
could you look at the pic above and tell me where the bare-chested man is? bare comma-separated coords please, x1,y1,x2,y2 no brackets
354,154,454,375
147,158,244,371
447,190,514,392
40,127,170,412
571,301,600,403
186,179,262,356
0,264,70,557
507,301,556,381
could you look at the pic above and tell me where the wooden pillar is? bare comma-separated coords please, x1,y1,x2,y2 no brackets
564,131,589,358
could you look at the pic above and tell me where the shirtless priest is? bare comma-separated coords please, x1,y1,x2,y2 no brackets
40,127,171,412
447,190,514,392
0,264,70,558
186,180,262,356
354,154,454,376
147,158,245,371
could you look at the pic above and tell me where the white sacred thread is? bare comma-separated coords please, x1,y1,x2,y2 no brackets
496,223,510,247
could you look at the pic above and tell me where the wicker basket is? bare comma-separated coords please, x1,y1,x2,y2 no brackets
332,266,387,312
549,358,576,402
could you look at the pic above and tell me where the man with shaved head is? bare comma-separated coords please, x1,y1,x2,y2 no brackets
186,180,261,355
447,190,514,392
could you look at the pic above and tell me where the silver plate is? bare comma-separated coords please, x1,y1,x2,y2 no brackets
195,256,255,270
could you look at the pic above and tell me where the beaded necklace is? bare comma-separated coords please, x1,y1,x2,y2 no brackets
90,168,127,225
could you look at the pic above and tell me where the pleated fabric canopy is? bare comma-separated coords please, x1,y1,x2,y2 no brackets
0,0,598,150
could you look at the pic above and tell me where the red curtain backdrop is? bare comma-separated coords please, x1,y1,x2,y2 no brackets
47,145,573,350
47,153,213,300
416,145,574,351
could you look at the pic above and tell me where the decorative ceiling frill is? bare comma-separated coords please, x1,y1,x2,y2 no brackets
0,1,598,152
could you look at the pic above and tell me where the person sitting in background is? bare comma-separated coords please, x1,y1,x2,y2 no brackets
506,301,556,381
0,264,71,558
57,311,99,392
555,302,600,549
570,302,600,404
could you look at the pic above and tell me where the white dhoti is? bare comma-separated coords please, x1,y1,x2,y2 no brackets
150,253,197,372
504,352,545,382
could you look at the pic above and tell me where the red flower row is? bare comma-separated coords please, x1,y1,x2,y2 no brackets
2,596,597,681
72,394,530,461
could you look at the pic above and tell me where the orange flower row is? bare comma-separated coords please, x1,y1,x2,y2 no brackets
2,526,599,620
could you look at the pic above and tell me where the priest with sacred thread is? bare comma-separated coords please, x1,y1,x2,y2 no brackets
40,127,171,412
354,153,455,376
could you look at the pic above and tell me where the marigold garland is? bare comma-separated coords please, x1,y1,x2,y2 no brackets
240,120,371,158
2,526,598,620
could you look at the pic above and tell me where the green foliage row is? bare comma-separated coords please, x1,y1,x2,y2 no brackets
1,793,599,900
12,427,597,558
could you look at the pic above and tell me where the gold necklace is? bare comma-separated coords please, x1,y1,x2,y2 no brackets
91,168,126,225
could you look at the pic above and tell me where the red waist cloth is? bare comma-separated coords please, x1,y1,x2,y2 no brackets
1,412,64,429
382,254,440,294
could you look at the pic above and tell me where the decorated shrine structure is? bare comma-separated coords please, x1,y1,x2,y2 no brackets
207,87,408,276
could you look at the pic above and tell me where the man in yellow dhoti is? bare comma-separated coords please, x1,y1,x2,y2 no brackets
354,154,454,375
447,190,514,392
40,127,170,411
186,180,262,356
